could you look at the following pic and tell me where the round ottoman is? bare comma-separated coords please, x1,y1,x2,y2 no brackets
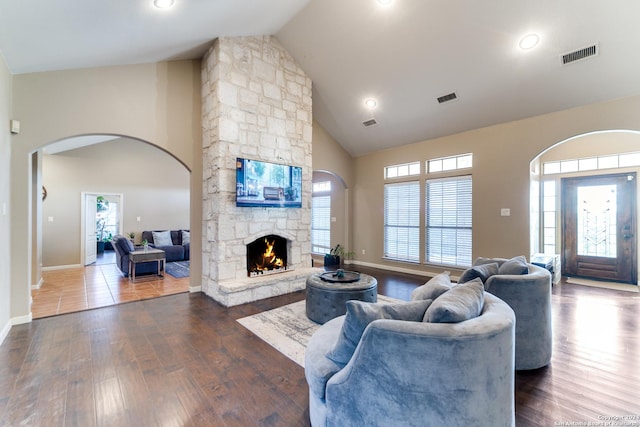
305,273,378,324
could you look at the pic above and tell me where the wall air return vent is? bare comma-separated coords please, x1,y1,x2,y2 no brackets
362,118,377,127
437,92,457,104
561,44,598,65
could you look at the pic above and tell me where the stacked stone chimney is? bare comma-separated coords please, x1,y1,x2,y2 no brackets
201,36,315,306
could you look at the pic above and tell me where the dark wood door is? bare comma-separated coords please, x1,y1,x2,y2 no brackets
562,173,637,283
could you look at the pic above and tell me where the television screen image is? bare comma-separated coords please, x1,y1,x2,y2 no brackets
236,158,302,208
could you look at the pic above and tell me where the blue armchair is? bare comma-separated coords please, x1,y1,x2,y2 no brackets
482,260,553,370
304,293,516,427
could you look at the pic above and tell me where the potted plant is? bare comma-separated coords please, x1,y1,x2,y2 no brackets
324,244,354,267
96,196,111,253
96,218,112,253
128,231,136,244
96,195,109,212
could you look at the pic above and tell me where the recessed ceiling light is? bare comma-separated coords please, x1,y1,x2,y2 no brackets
519,34,540,50
154,0,174,9
377,0,393,6
364,98,377,109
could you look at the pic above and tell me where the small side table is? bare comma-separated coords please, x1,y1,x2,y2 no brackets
128,248,166,282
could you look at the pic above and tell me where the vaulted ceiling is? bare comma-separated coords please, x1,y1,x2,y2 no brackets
2,0,640,156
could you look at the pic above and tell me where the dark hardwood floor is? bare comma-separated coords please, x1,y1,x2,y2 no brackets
1,266,639,426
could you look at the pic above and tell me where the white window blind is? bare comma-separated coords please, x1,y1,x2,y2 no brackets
426,176,472,267
311,195,331,254
384,181,420,262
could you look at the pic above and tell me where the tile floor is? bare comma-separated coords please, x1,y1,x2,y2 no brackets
32,255,190,319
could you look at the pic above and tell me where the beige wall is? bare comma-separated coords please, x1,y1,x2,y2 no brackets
311,120,355,259
540,131,640,162
312,120,354,187
352,95,640,276
11,60,202,320
42,138,190,267
0,55,12,334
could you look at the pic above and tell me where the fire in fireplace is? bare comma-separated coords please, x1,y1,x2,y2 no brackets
246,235,289,277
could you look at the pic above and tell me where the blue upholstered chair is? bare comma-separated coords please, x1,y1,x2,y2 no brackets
304,293,516,427
481,260,553,370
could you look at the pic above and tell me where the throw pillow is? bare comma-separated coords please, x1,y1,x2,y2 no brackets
327,299,433,366
473,257,504,267
424,278,485,323
152,230,173,247
498,255,529,275
458,262,499,284
410,271,452,301
181,230,190,245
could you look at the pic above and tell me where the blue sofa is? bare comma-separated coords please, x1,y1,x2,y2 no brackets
111,235,159,277
141,230,190,262
304,292,516,427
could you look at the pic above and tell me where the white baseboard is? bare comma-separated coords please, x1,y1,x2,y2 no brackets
189,285,202,293
11,313,32,326
31,277,43,290
346,260,433,277
0,319,11,346
42,264,83,271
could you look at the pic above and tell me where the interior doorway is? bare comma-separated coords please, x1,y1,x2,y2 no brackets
561,173,637,283
82,192,123,266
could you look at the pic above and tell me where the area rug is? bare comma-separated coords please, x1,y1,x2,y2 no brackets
165,260,190,278
237,295,401,368
566,277,639,293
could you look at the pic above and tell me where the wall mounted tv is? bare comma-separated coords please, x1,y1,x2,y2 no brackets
236,158,302,208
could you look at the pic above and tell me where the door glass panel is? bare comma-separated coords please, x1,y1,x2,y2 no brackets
577,185,617,257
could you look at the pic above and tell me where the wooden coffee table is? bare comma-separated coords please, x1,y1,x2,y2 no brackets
128,248,166,282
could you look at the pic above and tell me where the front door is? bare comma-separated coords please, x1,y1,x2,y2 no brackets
562,173,637,283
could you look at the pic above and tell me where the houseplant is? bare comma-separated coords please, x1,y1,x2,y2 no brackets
324,244,354,267
96,196,111,253
96,218,112,253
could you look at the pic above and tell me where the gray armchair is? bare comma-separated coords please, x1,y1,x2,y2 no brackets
482,260,553,370
304,293,516,427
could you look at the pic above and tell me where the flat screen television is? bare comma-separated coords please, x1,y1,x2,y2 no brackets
236,158,302,208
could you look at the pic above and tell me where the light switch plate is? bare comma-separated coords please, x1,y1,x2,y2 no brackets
500,208,510,217
10,119,20,134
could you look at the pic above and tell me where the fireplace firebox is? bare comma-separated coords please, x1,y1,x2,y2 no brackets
246,235,289,277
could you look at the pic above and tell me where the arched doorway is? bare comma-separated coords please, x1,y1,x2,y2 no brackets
311,170,350,265
32,134,193,317
531,130,640,285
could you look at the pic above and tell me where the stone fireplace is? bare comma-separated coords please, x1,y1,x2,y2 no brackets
201,36,320,306
246,235,289,277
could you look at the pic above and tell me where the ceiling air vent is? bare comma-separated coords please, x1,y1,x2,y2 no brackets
561,44,598,65
437,92,457,104
362,118,377,127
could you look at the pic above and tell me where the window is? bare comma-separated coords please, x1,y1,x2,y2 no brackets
313,181,331,193
311,195,331,254
543,151,640,175
425,176,472,267
384,181,420,262
542,180,557,255
384,162,420,179
428,153,472,173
